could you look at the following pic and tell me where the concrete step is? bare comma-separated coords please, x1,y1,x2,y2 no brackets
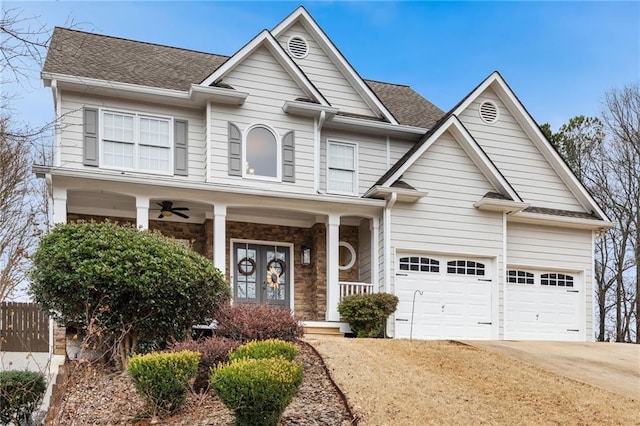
303,326,344,336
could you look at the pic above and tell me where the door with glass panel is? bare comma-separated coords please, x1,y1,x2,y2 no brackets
233,243,289,308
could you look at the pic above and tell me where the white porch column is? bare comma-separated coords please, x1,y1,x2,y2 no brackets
213,203,227,274
326,213,340,321
52,187,67,224
136,196,150,230
370,216,380,292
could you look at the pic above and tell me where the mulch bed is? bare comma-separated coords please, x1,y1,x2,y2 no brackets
47,342,356,425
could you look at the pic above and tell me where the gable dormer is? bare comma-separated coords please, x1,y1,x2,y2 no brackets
272,7,398,124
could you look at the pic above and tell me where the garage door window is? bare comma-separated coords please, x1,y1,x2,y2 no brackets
541,273,574,287
507,270,534,285
447,260,485,276
399,256,439,273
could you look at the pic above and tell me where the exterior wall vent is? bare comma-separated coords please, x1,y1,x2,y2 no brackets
287,36,309,59
479,101,499,124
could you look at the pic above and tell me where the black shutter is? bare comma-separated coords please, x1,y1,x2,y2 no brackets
282,131,295,182
228,122,242,176
174,119,188,176
83,108,99,166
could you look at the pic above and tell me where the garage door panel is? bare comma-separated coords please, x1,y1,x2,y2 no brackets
395,254,493,340
506,269,581,341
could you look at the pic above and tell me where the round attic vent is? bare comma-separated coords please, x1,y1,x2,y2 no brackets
479,101,499,124
287,36,309,59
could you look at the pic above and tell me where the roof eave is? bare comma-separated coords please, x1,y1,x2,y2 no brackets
282,100,339,119
326,115,427,138
364,185,427,203
42,72,249,107
474,198,530,213
508,211,615,231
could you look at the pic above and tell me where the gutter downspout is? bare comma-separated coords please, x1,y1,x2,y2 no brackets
51,79,61,167
206,101,212,183
314,110,326,193
384,192,397,337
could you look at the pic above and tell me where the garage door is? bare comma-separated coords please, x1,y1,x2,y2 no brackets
506,269,581,341
395,254,493,340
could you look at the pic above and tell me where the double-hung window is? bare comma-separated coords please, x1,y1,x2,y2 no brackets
327,141,357,195
101,111,172,174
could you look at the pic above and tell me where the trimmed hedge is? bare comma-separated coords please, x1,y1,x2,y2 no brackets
170,336,241,392
127,350,199,417
338,293,399,337
214,304,303,342
211,357,303,426
0,370,46,426
229,339,298,362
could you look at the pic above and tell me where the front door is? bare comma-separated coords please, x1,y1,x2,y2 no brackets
233,242,290,308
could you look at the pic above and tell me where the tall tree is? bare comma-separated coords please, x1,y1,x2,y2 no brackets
0,7,51,300
602,83,640,343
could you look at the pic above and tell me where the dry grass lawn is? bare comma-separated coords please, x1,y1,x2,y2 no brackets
307,337,639,426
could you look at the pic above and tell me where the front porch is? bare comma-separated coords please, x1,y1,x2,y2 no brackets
54,182,381,325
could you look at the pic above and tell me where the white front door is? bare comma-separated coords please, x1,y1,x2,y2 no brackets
394,254,493,340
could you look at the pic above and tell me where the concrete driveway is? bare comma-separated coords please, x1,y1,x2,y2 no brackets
466,341,640,399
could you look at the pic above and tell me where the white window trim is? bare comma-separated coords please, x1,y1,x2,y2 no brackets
326,139,358,196
242,123,282,182
99,108,174,176
338,241,356,270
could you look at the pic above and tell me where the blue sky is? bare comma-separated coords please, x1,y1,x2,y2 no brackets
5,1,640,131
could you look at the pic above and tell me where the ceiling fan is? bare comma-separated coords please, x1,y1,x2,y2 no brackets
156,201,190,219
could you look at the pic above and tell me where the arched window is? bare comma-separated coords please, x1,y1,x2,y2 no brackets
245,126,278,178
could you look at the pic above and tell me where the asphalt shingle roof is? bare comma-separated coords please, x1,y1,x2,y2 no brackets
43,28,444,128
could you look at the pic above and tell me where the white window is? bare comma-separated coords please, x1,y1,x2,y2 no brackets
244,126,279,180
101,111,172,174
327,141,357,195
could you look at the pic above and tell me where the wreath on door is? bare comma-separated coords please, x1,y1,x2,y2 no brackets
266,258,286,289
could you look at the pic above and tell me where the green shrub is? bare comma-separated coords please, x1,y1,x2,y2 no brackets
211,357,303,426
214,304,303,342
170,336,241,392
229,339,298,362
127,350,200,417
30,221,230,368
338,292,399,338
0,370,46,426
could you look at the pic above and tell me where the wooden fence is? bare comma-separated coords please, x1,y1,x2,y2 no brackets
0,302,50,352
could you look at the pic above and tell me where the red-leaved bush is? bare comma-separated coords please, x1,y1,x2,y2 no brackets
214,304,304,342
170,336,241,391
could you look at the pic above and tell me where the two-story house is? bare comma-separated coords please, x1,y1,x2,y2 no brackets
37,6,613,341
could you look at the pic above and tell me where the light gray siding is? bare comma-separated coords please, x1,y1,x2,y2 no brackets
389,131,505,336
320,129,414,196
209,46,316,193
507,222,594,340
58,91,206,180
459,87,584,211
277,23,376,117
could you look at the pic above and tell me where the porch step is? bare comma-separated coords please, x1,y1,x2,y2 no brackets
303,326,344,337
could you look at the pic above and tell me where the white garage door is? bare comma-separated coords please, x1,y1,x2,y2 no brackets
395,254,493,340
506,269,581,341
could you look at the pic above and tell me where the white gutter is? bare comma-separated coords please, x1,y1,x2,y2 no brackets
314,110,327,193
206,102,212,183
51,79,61,167
509,211,615,230
41,72,249,106
32,165,386,208
327,115,427,137
502,211,507,340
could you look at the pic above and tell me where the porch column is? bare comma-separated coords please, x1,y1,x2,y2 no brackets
326,213,340,321
135,196,150,230
370,216,380,292
52,187,67,224
213,203,227,274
